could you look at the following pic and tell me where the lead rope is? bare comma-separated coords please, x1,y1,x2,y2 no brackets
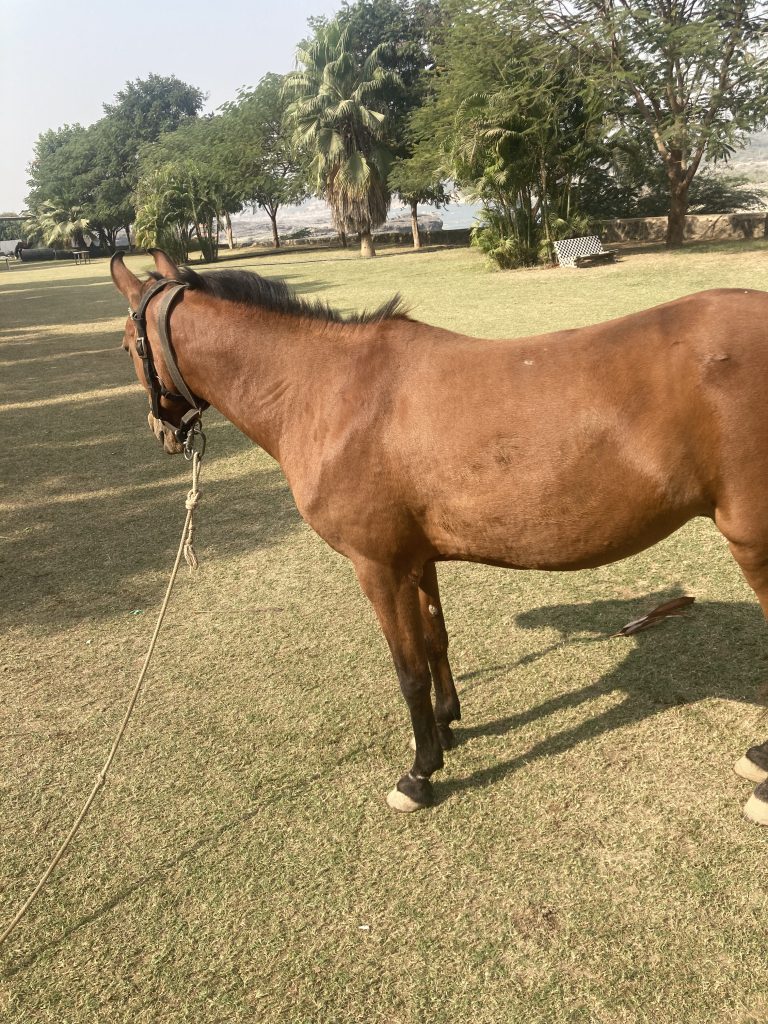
0,450,203,948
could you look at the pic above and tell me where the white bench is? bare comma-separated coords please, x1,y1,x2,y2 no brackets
553,236,618,269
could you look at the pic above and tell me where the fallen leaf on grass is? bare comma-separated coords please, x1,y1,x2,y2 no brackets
612,595,695,637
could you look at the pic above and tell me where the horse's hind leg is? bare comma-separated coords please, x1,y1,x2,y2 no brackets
419,562,461,750
723,539,768,824
354,558,444,812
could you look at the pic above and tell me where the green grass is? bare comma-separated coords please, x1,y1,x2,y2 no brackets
2,242,768,1024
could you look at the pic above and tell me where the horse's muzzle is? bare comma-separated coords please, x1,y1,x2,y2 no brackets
148,411,184,454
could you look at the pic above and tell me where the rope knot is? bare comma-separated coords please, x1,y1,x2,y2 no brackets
185,488,201,512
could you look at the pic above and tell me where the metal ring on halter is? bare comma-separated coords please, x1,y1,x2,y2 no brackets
183,422,206,461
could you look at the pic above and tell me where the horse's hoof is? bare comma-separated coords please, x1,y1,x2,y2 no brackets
386,772,433,812
386,787,426,812
743,785,768,826
734,754,768,785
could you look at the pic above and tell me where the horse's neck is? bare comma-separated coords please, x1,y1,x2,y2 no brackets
175,299,330,461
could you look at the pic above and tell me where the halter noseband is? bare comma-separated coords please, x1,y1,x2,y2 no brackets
129,277,206,451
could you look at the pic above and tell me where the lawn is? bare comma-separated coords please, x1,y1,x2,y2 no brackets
2,241,768,1024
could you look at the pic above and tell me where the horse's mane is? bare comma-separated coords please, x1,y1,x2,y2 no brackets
149,266,410,325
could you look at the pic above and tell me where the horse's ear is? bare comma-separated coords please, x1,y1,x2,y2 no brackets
110,251,142,308
150,248,181,280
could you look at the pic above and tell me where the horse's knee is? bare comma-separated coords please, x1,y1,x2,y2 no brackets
396,665,432,703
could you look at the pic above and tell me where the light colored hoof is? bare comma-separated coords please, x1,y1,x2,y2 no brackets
734,755,768,785
743,791,768,826
386,787,425,813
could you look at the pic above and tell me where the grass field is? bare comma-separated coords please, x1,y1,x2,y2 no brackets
2,241,768,1024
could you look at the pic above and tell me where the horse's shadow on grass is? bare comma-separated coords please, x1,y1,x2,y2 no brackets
441,592,768,800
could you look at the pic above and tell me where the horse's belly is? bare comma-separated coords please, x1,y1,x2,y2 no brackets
422,451,708,570
432,502,698,570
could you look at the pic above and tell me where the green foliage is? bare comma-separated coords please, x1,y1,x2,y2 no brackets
471,206,591,269
286,19,401,253
134,163,224,263
334,0,442,149
26,75,204,249
388,146,449,207
0,219,24,243
416,2,606,266
219,74,310,245
24,199,89,248
527,0,768,244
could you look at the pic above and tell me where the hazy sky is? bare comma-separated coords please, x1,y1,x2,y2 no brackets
1,0,343,213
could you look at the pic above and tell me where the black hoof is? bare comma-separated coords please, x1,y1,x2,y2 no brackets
397,771,434,807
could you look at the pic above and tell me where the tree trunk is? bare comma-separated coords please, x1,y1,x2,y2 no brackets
410,200,421,250
269,211,280,248
665,157,689,248
665,186,689,248
339,229,348,249
359,227,376,258
124,225,132,250
224,211,235,250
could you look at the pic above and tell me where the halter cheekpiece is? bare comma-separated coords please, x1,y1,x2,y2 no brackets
129,276,206,455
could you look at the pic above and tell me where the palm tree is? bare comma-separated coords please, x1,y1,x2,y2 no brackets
25,200,90,249
285,21,399,257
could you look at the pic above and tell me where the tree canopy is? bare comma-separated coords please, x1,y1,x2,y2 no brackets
21,1,768,265
528,0,768,246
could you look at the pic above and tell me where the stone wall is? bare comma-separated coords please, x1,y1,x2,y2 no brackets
598,211,768,243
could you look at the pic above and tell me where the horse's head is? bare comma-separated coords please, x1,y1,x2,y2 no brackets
111,248,199,455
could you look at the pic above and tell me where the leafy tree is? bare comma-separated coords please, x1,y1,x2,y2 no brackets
26,75,204,249
133,167,192,263
102,74,204,234
411,2,605,266
388,147,450,247
103,74,205,155
134,162,225,263
286,20,401,257
529,0,768,247
219,74,310,247
138,115,242,250
26,125,89,212
0,218,25,243
330,1,448,246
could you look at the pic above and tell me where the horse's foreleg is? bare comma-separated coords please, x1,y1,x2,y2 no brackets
725,541,768,824
354,559,443,812
419,561,461,750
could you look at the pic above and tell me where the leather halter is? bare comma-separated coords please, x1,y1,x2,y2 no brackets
129,277,207,446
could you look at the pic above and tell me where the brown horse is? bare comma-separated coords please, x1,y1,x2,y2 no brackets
111,249,768,822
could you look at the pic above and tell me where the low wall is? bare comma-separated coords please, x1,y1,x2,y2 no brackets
19,247,77,261
253,226,473,250
598,212,768,243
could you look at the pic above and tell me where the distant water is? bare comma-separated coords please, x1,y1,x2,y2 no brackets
229,195,482,242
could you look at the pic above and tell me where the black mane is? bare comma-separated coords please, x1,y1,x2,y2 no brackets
150,266,409,324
